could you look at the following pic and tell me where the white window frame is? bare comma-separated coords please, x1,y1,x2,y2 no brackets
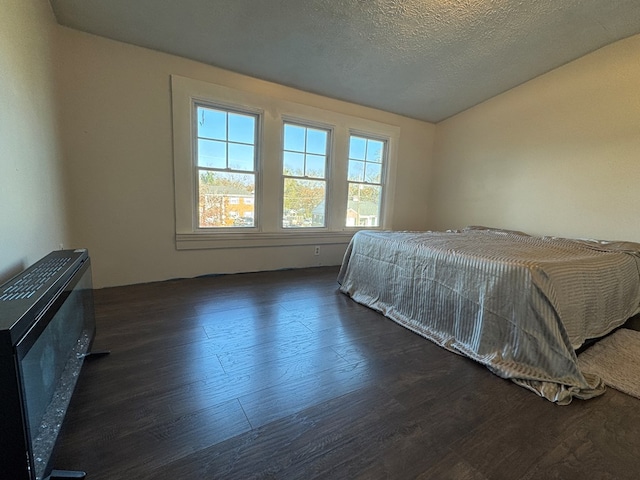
345,131,389,228
171,74,399,250
193,102,261,230
281,117,333,230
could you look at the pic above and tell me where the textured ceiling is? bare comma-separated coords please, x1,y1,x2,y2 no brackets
49,0,640,122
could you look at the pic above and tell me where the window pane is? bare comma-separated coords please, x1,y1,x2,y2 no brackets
349,136,366,160
283,151,304,176
228,143,254,171
198,171,255,228
197,107,226,140
366,140,384,163
284,124,306,152
347,159,364,182
228,113,255,144
346,183,381,227
365,162,382,183
198,139,226,168
305,154,326,178
283,178,326,228
306,129,327,155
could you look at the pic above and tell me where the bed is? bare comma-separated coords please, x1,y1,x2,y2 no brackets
337,227,640,404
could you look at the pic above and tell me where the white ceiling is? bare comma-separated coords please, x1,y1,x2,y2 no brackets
49,0,640,123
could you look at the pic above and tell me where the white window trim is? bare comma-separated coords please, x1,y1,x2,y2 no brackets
193,102,261,232
281,117,333,230
171,74,399,250
346,130,390,229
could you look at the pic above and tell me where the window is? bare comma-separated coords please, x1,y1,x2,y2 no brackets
282,123,329,228
171,75,399,250
346,135,386,227
196,105,257,228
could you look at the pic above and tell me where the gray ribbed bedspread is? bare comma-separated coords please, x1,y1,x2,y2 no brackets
337,228,640,404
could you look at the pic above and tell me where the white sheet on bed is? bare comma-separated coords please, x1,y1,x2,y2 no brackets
337,228,640,404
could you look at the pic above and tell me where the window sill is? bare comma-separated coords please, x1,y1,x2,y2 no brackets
175,231,357,250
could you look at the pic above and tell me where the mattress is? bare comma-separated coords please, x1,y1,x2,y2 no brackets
337,228,640,404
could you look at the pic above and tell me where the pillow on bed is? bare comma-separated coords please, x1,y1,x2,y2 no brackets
461,225,531,236
463,227,640,253
575,238,640,253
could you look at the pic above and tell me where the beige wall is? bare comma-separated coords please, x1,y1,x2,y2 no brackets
54,27,435,287
20,4,637,289
0,1,68,283
431,33,640,242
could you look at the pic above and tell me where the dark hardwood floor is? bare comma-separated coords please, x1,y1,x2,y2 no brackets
54,267,640,479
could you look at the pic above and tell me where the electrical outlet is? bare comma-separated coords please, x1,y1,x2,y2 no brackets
314,246,320,256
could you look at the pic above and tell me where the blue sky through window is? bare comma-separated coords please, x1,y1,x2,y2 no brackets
283,123,328,178
197,106,256,170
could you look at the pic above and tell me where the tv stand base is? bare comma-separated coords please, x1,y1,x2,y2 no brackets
48,470,86,479
79,349,111,359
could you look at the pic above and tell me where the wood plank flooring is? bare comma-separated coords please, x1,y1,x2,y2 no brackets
54,267,640,479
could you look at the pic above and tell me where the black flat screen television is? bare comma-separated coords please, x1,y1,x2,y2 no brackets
0,249,95,480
